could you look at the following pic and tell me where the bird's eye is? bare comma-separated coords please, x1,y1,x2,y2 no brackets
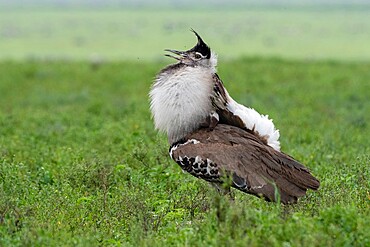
194,52,203,59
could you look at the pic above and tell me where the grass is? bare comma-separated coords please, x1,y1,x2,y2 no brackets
1,7,370,61
0,57,369,246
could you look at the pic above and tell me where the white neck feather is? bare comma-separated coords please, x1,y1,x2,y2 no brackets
150,64,216,144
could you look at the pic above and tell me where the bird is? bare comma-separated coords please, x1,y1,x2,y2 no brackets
149,30,320,204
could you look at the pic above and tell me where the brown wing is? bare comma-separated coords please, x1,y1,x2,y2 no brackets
211,74,245,129
170,124,320,204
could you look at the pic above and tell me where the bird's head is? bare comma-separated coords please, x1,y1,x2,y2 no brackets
165,29,217,69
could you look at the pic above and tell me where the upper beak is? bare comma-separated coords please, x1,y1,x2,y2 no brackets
164,49,188,60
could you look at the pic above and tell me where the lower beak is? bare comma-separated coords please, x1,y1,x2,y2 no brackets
164,49,187,60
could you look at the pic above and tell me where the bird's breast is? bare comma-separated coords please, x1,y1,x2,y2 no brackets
150,67,214,143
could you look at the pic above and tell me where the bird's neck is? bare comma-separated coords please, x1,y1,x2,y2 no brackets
150,66,215,144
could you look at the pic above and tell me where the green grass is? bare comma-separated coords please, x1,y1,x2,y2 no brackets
1,8,370,61
0,58,369,246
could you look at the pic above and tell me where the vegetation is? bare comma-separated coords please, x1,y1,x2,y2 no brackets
0,58,369,246
1,8,370,61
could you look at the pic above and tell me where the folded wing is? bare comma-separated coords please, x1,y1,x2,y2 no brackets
170,124,320,204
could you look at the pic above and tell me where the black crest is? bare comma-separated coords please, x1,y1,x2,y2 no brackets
189,29,211,59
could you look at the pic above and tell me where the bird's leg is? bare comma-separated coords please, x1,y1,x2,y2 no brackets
211,183,235,201
200,111,219,131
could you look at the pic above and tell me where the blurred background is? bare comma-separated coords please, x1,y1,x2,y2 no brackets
0,0,369,62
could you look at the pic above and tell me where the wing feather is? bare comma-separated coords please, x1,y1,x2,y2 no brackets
171,124,320,204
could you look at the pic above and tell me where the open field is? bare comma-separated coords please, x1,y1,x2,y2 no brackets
0,58,369,246
1,7,370,61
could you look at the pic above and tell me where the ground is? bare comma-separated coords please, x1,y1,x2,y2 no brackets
0,58,369,246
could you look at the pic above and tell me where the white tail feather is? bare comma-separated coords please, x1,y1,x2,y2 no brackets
226,96,281,151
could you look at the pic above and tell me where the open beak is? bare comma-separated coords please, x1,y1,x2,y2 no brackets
164,49,188,61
